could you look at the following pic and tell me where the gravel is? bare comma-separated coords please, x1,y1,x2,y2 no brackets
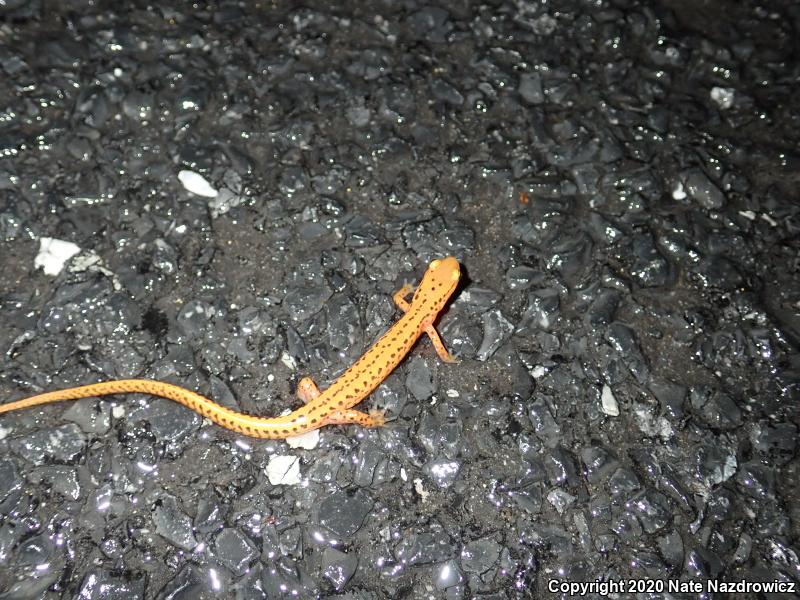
1,0,798,598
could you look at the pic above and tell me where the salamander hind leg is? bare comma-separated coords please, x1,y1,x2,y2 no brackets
422,322,459,364
322,408,386,428
393,283,414,313
296,377,321,404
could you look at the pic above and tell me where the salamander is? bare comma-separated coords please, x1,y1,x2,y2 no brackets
1,257,461,439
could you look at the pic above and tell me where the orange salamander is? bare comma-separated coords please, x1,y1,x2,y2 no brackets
1,257,461,439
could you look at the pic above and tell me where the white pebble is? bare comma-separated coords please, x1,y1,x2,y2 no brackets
280,351,297,371
414,478,429,501
710,86,735,110
601,384,620,416
35,237,82,276
531,365,548,379
286,428,320,450
266,455,301,485
178,170,218,198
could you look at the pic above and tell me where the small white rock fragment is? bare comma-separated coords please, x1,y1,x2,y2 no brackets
672,181,687,201
633,404,674,440
710,86,735,110
761,213,778,227
280,351,297,371
413,478,429,501
266,455,301,486
601,384,620,416
531,365,547,379
178,170,218,198
286,428,319,450
70,251,101,271
35,237,82,276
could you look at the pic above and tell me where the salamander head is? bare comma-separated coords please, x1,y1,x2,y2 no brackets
413,256,461,307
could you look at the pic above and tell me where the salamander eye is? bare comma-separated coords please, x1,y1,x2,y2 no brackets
429,259,440,269
451,270,459,281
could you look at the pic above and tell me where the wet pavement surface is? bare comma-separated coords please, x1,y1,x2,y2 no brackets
0,0,798,598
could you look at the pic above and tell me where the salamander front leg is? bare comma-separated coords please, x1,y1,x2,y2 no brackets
296,377,321,404
422,321,459,364
323,408,386,428
393,283,414,313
